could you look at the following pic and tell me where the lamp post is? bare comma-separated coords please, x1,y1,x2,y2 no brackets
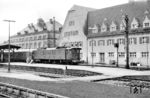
3,19,16,72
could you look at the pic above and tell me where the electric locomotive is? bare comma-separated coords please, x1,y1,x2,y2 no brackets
32,47,81,64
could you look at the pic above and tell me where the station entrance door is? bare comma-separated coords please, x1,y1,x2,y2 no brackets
99,53,105,63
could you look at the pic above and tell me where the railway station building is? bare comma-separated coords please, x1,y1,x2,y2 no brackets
59,5,94,62
87,1,150,67
9,18,62,50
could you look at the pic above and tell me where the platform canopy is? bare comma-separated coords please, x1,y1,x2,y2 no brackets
0,44,21,50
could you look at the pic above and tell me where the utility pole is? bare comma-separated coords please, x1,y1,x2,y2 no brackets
53,17,56,47
124,15,130,69
91,39,94,67
3,19,16,72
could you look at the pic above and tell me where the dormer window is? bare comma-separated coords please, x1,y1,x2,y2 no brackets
131,18,139,29
120,22,125,31
101,23,107,32
110,21,117,32
92,25,98,33
143,16,150,28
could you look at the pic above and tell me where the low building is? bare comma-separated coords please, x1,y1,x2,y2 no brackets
88,1,150,67
10,18,62,50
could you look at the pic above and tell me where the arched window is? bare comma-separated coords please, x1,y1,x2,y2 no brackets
89,40,96,46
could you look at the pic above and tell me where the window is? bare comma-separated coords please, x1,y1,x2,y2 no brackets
26,43,28,49
34,36,37,40
107,39,114,46
101,23,107,32
118,52,125,57
91,52,96,57
34,42,37,49
38,42,41,48
131,18,139,29
139,37,149,44
110,21,117,32
89,40,96,46
78,41,83,47
38,36,41,40
144,23,149,27
30,37,33,41
108,52,114,57
22,38,24,42
69,21,75,26
80,53,83,59
143,16,150,28
26,37,29,41
43,35,47,40
117,38,125,45
130,52,136,57
129,38,137,45
98,40,105,46
120,23,125,31
29,43,32,49
141,52,149,58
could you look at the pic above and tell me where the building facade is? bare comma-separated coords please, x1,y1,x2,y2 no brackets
59,5,94,62
10,18,62,50
88,1,150,67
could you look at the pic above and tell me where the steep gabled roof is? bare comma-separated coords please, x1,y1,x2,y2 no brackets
88,1,150,28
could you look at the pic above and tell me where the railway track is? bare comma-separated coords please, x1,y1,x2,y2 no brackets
0,82,69,98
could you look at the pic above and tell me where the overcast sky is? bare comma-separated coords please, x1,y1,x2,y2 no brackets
0,0,130,43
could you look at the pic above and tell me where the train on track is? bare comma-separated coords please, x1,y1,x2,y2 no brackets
1,47,82,65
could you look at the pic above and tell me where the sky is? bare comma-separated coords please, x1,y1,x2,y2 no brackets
0,0,130,43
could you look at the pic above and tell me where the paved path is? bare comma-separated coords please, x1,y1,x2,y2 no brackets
0,62,150,82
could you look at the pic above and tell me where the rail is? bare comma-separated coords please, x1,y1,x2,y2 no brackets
0,82,69,98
